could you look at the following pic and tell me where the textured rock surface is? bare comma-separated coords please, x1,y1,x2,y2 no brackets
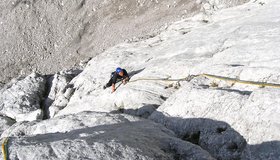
149,111,247,160
1,111,140,137
53,0,278,158
0,1,279,160
0,115,15,136
44,69,81,118
1,112,214,160
0,73,46,121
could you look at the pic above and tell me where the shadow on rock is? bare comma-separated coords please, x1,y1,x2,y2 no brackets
42,69,82,119
149,110,280,160
128,68,145,78
110,105,280,160
243,141,280,160
110,103,159,118
215,88,252,96
149,111,247,160
111,107,247,160
8,119,214,160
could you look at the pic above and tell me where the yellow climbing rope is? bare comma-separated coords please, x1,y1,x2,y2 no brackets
2,137,8,160
201,74,280,88
129,77,188,82
129,73,280,88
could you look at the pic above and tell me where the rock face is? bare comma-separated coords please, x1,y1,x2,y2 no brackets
1,112,214,160
0,0,248,83
0,73,46,121
44,69,81,118
150,111,247,160
0,116,15,136
51,0,278,158
2,111,139,137
1,111,140,138
0,0,279,160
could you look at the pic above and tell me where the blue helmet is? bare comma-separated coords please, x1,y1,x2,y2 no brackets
116,67,122,73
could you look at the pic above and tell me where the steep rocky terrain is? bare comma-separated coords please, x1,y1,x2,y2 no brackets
0,0,248,84
1,0,279,160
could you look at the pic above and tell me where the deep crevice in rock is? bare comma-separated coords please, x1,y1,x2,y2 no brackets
41,70,82,119
41,74,55,120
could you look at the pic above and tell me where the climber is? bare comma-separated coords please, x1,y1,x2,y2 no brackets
103,67,130,92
